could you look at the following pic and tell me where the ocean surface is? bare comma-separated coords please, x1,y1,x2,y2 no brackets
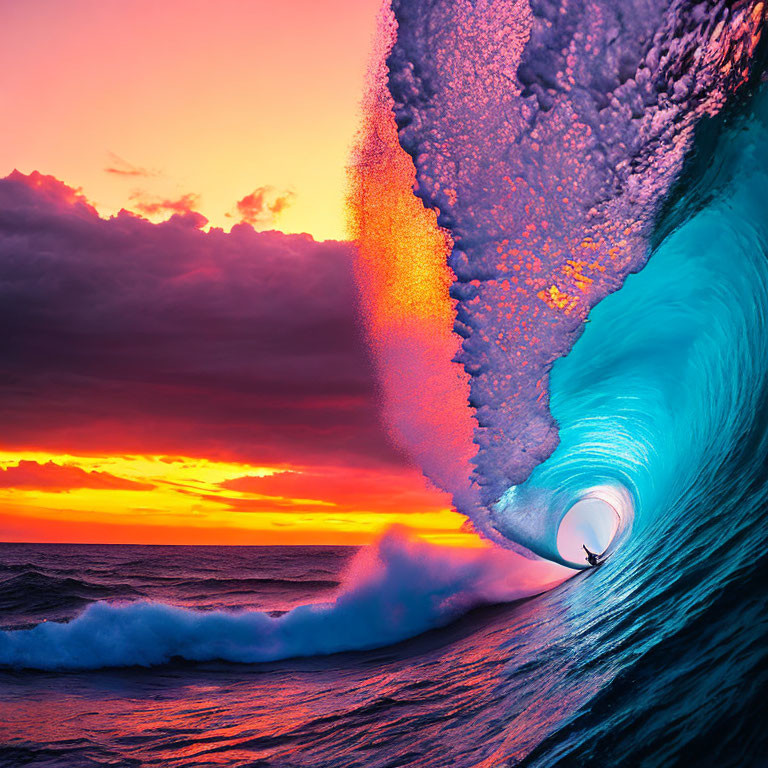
1,537,765,768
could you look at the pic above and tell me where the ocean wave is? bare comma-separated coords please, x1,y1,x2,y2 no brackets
169,576,340,591
383,0,766,536
0,570,142,613
2,1,766,678
0,531,570,670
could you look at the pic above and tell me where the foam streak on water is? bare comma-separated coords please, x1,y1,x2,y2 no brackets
0,533,569,670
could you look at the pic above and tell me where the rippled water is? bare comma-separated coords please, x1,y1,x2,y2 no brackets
1,535,765,767
0,544,349,631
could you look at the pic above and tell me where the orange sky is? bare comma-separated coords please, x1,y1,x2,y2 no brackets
0,2,483,547
0,0,382,240
0,451,474,547
0,168,477,546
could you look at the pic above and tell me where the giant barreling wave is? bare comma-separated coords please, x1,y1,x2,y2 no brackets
382,0,767,560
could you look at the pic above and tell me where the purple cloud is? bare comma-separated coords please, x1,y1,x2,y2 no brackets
0,171,401,468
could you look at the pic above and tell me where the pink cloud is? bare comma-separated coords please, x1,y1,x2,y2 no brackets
235,186,294,226
0,461,153,492
130,191,203,219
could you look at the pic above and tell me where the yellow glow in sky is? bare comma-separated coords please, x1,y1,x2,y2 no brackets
0,451,479,547
0,0,382,240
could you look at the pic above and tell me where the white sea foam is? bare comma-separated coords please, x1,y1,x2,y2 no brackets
0,530,571,670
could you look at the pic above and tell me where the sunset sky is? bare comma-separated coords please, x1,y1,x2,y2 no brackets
0,1,473,546
1,0,380,240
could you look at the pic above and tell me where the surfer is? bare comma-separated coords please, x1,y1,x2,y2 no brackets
582,545,602,567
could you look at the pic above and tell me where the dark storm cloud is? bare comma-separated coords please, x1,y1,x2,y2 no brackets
0,171,400,467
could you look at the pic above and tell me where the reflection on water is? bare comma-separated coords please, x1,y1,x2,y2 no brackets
0,577,594,768
1,507,766,768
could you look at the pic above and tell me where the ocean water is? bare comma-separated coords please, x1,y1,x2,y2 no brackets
0,544,350,632
0,532,765,767
4,86,768,763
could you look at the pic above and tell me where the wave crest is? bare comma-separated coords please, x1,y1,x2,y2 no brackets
0,531,570,670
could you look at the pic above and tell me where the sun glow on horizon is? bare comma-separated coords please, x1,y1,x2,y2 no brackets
0,451,482,547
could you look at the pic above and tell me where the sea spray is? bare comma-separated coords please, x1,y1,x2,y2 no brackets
0,529,571,670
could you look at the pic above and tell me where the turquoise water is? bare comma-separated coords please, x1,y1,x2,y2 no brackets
496,83,768,572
